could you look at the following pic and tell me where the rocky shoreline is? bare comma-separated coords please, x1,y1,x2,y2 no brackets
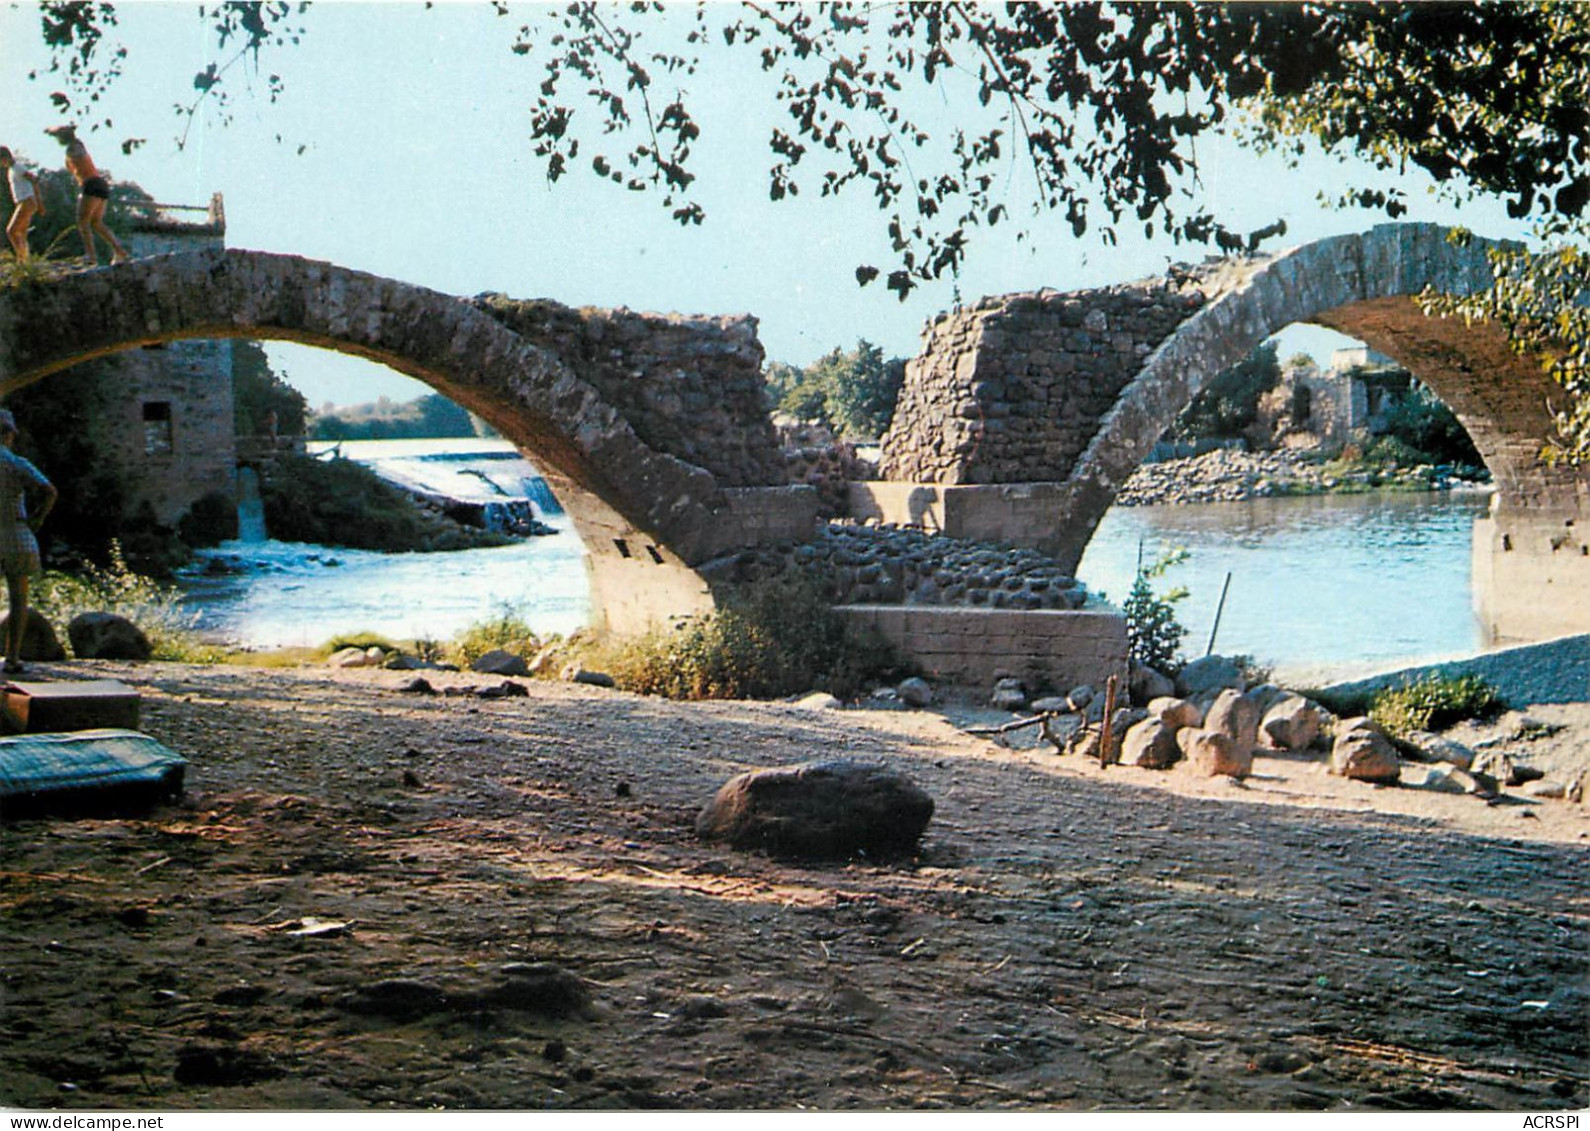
1117,447,1488,507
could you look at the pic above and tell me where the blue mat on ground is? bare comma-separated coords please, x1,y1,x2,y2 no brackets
0,729,188,815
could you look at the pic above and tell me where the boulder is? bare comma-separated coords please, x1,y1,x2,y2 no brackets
1129,660,1175,706
896,677,934,708
1066,685,1096,712
1203,689,1259,757
1147,696,1202,731
1330,718,1401,784
1471,748,1541,787
0,609,66,662
328,646,371,668
1111,707,1150,735
1260,696,1322,752
1065,728,1103,762
1176,727,1252,778
566,668,615,689
794,691,842,710
1174,654,1244,699
1415,765,1493,797
1400,730,1477,769
1030,696,1071,713
1244,683,1292,717
990,676,1027,711
1120,718,1181,769
696,759,934,858
475,649,530,677
67,612,152,661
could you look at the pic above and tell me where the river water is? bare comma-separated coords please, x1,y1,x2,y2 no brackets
179,440,1492,675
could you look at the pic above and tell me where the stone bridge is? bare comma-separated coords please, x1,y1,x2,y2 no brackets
866,223,1589,643
0,224,1583,647
0,249,816,634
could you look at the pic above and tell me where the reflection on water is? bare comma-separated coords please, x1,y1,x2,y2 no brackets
1078,490,1494,681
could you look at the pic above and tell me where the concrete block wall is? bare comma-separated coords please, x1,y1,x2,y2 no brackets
836,605,1128,692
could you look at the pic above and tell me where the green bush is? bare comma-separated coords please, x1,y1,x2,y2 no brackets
450,606,541,667
602,574,903,700
32,542,224,663
1370,674,1503,737
1122,548,1189,674
259,454,509,552
177,490,240,548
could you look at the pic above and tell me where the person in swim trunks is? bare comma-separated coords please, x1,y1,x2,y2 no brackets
0,147,46,262
0,409,56,675
45,124,128,265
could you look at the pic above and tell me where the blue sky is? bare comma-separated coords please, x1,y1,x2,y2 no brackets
0,2,1533,408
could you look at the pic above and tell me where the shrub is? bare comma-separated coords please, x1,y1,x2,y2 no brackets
32,541,224,662
319,631,400,657
1369,674,1503,737
1122,547,1189,674
449,605,541,666
602,573,902,701
178,490,240,548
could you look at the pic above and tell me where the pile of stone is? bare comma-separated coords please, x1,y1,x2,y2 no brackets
1117,448,1335,506
782,444,876,518
981,653,1584,804
1118,446,1481,507
700,522,1087,610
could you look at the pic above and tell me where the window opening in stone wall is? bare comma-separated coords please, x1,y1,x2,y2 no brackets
143,401,175,455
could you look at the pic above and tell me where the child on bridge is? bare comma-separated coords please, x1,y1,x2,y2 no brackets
0,147,45,262
44,125,128,266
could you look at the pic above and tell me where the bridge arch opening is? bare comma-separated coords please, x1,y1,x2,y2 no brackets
0,250,815,638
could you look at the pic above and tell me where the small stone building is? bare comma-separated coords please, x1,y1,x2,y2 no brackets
57,196,236,527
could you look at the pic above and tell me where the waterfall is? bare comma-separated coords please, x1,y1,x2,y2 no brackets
236,466,267,543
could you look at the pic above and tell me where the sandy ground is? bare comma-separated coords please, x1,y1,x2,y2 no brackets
1,660,1586,1112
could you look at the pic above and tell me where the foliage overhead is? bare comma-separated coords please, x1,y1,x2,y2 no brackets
27,2,1590,297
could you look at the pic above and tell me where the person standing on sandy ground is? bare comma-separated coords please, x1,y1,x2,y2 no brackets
0,409,57,675
44,124,127,265
1,147,45,262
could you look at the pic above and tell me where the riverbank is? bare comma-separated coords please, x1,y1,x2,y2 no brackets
1,658,1584,1111
1117,447,1489,507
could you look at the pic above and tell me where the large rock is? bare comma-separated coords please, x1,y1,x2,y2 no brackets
1176,727,1252,778
696,760,934,858
1260,696,1323,752
1147,696,1202,731
896,677,934,708
473,649,530,676
1203,689,1259,757
1129,660,1175,706
1119,718,1181,769
67,611,152,661
1402,730,1477,770
1174,654,1244,699
0,609,66,662
1330,718,1401,784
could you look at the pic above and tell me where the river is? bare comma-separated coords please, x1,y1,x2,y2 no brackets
179,440,1492,676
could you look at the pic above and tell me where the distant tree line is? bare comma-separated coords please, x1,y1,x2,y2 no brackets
310,394,492,441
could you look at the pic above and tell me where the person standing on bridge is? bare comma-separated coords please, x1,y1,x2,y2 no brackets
0,409,56,675
44,125,128,266
1,147,45,262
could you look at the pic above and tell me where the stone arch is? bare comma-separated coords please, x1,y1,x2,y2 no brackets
1045,223,1584,570
0,248,813,633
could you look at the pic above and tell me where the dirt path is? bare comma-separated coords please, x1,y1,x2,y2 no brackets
1,662,1585,1111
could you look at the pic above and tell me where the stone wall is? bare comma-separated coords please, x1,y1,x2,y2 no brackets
834,605,1128,693
880,283,1206,484
473,295,783,487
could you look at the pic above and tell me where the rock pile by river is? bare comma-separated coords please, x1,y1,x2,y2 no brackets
1117,447,1483,506
700,522,1087,609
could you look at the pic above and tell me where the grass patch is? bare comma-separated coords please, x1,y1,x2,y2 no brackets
32,542,225,662
449,606,541,667
596,573,905,701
